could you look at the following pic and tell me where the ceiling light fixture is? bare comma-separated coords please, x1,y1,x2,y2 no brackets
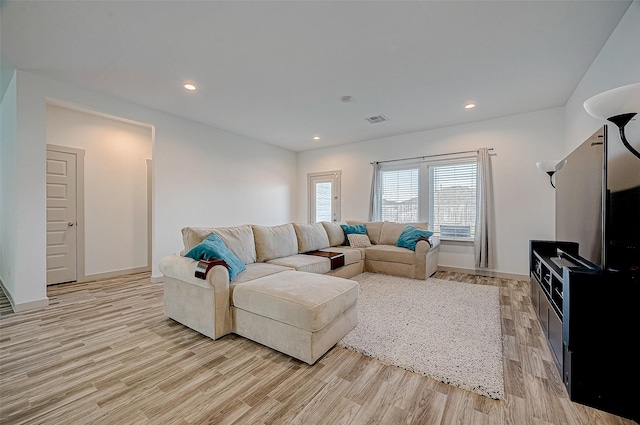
183,83,197,91
313,136,320,140
583,82,640,160
464,103,476,109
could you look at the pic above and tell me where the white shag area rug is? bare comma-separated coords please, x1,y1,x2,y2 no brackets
338,272,504,400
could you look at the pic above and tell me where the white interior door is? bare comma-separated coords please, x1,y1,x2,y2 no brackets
308,171,341,223
46,150,77,284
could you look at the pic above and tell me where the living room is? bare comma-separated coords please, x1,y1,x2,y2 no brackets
1,1,639,423
1,1,637,311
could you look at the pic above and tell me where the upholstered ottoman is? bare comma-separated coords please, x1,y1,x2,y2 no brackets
230,270,359,364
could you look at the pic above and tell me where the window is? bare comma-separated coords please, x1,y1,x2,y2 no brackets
429,162,477,239
377,160,477,239
381,167,419,222
314,181,332,222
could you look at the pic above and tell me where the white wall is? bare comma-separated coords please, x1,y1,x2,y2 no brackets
1,70,297,310
152,108,298,260
46,104,153,277
298,108,566,277
0,71,22,305
0,70,49,309
565,0,640,153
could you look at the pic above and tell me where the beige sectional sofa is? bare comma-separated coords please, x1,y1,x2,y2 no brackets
158,220,440,364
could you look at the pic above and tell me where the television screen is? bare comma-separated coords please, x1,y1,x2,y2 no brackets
555,126,605,267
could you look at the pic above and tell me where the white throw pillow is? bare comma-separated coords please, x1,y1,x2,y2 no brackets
347,233,372,248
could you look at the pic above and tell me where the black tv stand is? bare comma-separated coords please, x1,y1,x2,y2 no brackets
529,240,639,421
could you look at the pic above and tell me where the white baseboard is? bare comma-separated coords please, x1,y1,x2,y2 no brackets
82,266,151,283
150,275,164,284
0,277,49,313
437,265,528,282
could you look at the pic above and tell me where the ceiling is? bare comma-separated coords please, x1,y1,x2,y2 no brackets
0,1,632,152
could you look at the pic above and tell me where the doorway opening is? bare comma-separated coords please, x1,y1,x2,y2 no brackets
46,103,153,285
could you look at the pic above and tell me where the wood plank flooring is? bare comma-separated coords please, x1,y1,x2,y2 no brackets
0,271,636,425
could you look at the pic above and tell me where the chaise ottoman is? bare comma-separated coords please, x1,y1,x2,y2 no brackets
230,270,359,364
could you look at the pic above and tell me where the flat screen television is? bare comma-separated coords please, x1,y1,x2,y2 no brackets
555,127,606,268
555,124,640,272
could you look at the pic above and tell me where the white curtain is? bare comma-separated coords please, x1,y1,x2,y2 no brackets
474,148,495,269
369,162,382,221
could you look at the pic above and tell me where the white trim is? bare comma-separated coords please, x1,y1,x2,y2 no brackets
146,159,153,270
0,277,49,312
46,98,153,129
83,266,151,282
307,170,341,223
437,265,527,282
150,275,164,284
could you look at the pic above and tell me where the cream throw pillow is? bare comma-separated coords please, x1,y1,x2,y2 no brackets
347,233,372,248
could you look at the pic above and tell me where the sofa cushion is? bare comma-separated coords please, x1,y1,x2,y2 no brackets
182,226,218,252
321,221,346,247
184,233,246,281
340,223,367,246
267,254,331,274
213,225,257,264
365,245,417,265
293,223,330,253
232,263,292,285
252,224,298,263
229,263,292,302
347,233,372,248
345,221,384,245
319,247,363,264
364,221,384,245
232,270,359,332
396,225,434,251
379,222,429,245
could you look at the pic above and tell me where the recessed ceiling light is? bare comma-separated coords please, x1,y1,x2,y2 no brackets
184,83,197,91
464,103,476,109
313,136,320,140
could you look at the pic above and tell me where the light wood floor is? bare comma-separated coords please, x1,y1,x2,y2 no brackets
0,271,636,425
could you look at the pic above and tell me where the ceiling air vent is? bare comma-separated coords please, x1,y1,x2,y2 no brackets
366,115,388,124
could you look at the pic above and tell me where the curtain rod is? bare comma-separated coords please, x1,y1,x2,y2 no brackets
370,148,494,165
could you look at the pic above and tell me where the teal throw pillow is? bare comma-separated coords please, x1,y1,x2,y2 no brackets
396,225,434,251
184,233,246,281
340,223,367,246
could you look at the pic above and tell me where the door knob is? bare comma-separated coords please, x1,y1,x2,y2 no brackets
68,222,75,227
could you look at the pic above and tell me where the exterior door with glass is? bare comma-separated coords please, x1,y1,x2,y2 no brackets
308,171,341,223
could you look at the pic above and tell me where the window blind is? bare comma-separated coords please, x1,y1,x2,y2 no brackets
381,168,419,223
314,181,332,222
429,162,477,238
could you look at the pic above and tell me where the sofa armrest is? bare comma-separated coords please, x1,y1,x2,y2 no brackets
158,255,232,338
415,239,431,254
413,239,432,278
159,255,230,289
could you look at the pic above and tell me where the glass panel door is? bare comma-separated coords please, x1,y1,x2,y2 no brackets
308,171,341,223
